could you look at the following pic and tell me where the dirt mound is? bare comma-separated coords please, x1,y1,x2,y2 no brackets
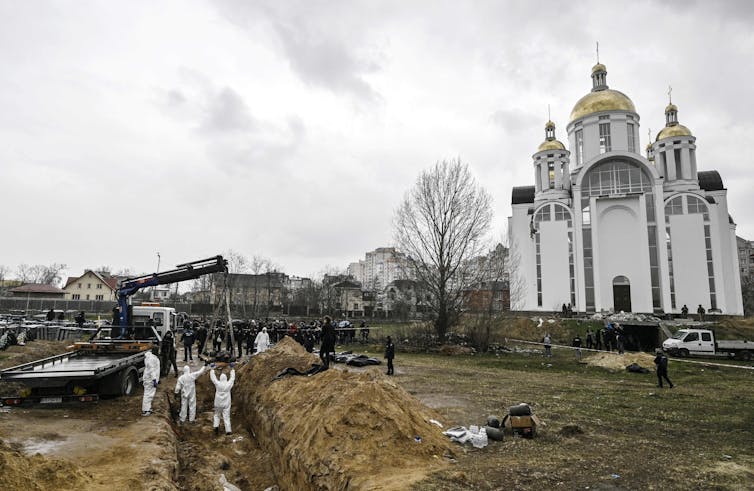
0,340,71,370
234,336,453,490
585,351,656,372
0,439,93,490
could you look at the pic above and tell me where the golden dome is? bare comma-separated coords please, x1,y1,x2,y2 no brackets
545,120,555,130
537,139,566,152
592,63,607,74
569,89,636,122
656,124,693,141
665,103,678,113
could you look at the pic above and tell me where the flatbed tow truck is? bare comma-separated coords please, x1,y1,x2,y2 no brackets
0,255,227,406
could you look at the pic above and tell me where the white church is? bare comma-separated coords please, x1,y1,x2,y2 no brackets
509,62,743,315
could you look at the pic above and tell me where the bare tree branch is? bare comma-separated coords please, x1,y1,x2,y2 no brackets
393,159,492,340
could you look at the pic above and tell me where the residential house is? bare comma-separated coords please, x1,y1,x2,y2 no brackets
63,271,120,301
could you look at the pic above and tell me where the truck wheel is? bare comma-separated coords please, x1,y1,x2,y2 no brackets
679,349,689,358
739,351,752,362
120,367,139,396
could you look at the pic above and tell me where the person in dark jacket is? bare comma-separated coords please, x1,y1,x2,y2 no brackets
654,349,674,388
46,309,55,322
181,324,195,361
320,316,336,369
385,336,395,375
196,323,208,356
572,334,582,360
161,329,179,376
75,311,86,327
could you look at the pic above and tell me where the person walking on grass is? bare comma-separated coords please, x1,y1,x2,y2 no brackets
572,333,582,360
543,333,552,358
654,349,674,389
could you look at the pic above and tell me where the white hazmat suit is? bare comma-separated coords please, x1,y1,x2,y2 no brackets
210,368,235,434
254,327,270,353
174,365,207,423
142,350,161,415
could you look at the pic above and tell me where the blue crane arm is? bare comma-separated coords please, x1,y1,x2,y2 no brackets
116,255,227,330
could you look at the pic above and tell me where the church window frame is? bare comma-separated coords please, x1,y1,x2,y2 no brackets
580,159,659,312
533,203,576,307
627,122,636,153
664,194,716,310
575,129,584,166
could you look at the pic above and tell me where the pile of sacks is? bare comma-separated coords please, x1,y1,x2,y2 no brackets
442,416,505,449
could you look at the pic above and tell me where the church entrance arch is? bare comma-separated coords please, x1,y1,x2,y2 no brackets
613,276,632,312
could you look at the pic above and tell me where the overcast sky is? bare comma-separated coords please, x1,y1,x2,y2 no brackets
1,0,753,282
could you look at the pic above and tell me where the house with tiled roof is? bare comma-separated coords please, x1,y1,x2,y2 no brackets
63,270,120,302
9,283,67,298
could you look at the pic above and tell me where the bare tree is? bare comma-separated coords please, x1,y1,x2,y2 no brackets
506,235,527,311
394,159,492,340
16,263,68,286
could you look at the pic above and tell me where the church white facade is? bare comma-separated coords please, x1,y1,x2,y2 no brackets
509,62,743,315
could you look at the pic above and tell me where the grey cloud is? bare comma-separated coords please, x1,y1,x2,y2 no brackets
212,0,382,103
490,108,541,133
200,87,255,134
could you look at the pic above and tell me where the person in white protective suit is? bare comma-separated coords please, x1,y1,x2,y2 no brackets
174,364,207,423
210,365,235,435
254,327,270,353
142,347,161,416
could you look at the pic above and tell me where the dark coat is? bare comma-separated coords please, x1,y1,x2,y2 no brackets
385,341,395,360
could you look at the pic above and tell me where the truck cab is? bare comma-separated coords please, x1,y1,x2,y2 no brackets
663,329,715,357
131,305,178,337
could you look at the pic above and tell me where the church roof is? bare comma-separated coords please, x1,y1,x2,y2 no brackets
511,186,535,204
656,123,693,141
698,171,724,191
570,89,636,122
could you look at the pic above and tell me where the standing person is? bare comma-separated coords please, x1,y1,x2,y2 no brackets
585,329,594,350
654,349,674,388
46,309,55,322
697,305,706,322
562,303,568,318
616,327,625,354
210,365,236,435
174,364,207,424
213,327,223,353
543,333,552,358
142,347,161,416
75,311,85,327
595,328,603,351
572,333,582,360
245,328,254,355
254,327,270,353
196,323,208,356
181,323,195,362
681,305,689,319
235,325,244,359
385,336,395,375
320,316,336,369
160,330,179,377
111,306,120,326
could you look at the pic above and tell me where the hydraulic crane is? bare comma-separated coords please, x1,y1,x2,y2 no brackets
115,255,228,337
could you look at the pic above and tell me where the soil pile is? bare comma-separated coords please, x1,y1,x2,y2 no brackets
0,439,93,490
586,351,656,372
234,336,453,490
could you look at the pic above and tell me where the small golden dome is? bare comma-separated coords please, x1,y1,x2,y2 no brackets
569,89,636,122
656,124,693,141
537,139,566,152
545,120,555,130
665,103,678,113
592,63,607,74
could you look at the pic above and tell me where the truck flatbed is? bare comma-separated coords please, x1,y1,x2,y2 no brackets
1,348,146,391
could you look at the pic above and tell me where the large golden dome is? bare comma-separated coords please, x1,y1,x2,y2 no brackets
569,89,636,122
656,124,693,141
